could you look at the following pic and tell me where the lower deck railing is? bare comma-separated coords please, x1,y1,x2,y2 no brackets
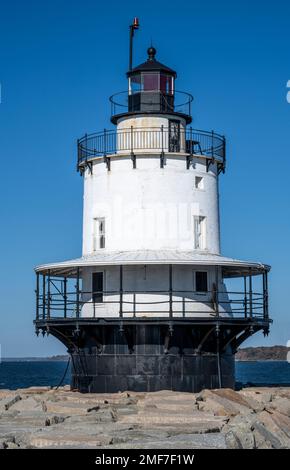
35,288,269,322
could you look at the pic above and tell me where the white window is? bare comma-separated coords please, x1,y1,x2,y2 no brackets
93,218,106,250
194,216,206,250
195,176,204,190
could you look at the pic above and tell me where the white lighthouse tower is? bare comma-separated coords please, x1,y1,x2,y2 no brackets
35,22,271,393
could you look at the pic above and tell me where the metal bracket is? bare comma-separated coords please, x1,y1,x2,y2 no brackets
186,155,193,170
86,161,93,175
206,157,215,172
104,156,111,171
131,153,136,169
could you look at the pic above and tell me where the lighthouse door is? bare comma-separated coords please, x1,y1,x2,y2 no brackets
168,120,180,152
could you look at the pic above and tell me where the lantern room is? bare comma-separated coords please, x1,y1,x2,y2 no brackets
127,46,176,113
110,46,193,124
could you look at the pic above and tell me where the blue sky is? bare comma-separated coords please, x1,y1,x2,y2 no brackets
0,0,289,356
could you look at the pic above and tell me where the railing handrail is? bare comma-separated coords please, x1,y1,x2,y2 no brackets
36,286,267,321
109,90,194,109
77,126,226,171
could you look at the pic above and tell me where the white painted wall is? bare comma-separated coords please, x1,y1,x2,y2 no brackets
81,264,231,318
82,155,220,254
116,114,187,153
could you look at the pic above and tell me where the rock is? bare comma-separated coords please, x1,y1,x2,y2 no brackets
224,430,243,449
222,413,256,449
103,433,226,449
29,433,113,448
11,397,42,412
43,401,101,416
0,386,289,449
252,421,283,449
254,410,290,447
196,390,251,417
267,397,290,417
240,388,273,404
119,407,226,431
45,415,66,426
0,395,22,411
5,441,19,449
17,387,51,395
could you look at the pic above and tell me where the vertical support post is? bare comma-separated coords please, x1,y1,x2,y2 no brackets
131,126,136,168
76,267,80,319
186,126,193,170
133,293,136,317
211,130,214,158
85,133,88,165
104,129,107,157
47,270,51,320
119,265,123,318
130,126,133,155
169,264,173,318
215,265,219,317
265,271,269,320
249,268,253,319
190,126,193,155
244,276,248,318
160,125,165,168
223,135,226,173
36,273,39,321
64,277,67,319
42,274,46,320
263,271,269,320
216,325,222,388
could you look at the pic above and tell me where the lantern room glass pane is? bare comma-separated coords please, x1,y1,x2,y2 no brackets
160,74,173,94
129,75,141,94
142,72,159,91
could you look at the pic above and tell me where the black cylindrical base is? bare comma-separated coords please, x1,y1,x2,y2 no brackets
69,324,235,393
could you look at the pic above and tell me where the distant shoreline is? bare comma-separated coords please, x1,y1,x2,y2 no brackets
1,345,289,363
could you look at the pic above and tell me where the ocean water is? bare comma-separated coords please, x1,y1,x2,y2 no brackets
0,360,290,390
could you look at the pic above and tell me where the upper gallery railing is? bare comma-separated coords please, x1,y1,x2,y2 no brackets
109,90,194,118
77,127,226,171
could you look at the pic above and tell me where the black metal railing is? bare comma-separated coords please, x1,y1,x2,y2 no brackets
35,282,269,322
77,127,226,171
109,90,193,118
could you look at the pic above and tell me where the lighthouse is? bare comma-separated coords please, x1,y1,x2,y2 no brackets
34,21,271,393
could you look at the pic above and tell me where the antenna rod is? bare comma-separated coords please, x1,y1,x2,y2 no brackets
129,17,139,71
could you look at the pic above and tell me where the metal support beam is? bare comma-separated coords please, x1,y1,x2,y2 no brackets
160,125,165,168
249,269,253,319
64,277,67,319
263,271,269,321
36,273,39,321
130,126,136,169
244,276,248,318
47,270,51,320
265,271,269,319
216,325,222,388
196,327,215,353
42,274,46,320
169,264,173,319
119,265,123,318
76,268,80,319
215,266,219,317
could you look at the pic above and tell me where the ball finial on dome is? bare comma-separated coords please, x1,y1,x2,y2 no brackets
147,46,156,61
